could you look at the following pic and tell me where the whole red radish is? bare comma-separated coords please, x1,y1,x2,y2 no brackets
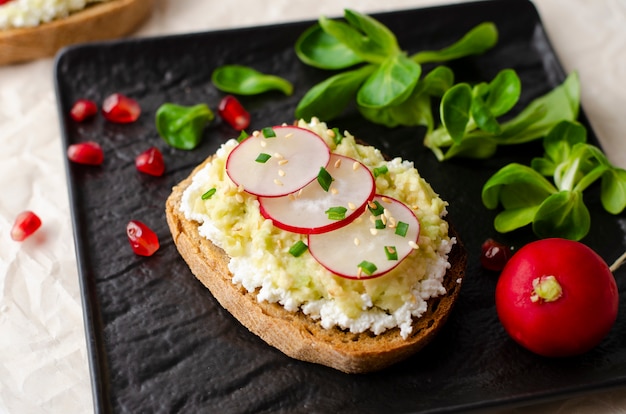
495,238,618,357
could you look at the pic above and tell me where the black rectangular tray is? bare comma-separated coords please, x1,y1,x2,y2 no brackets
54,0,626,412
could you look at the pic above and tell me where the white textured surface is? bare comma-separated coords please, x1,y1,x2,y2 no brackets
0,0,625,413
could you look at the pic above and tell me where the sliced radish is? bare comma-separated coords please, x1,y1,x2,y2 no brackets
308,195,420,279
226,125,331,197
259,154,375,234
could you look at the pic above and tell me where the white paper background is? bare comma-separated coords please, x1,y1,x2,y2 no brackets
0,0,625,412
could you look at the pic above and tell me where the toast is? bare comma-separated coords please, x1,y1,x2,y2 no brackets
0,0,153,65
165,136,467,374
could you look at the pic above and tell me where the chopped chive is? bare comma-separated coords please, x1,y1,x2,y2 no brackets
384,246,398,261
395,221,409,237
375,219,386,229
373,165,389,178
332,127,342,145
358,260,377,276
368,200,385,216
201,188,217,200
325,206,347,220
289,240,308,257
317,166,334,192
262,127,276,138
237,130,250,142
255,153,271,163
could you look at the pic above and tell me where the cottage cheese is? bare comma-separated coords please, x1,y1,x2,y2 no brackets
180,119,455,339
0,0,111,30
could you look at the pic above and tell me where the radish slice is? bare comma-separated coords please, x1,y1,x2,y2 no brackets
259,154,375,234
226,125,331,197
308,195,420,279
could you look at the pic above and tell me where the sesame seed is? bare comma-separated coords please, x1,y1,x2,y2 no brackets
285,133,294,138
274,179,283,186
383,208,391,218
278,159,289,166
334,158,342,168
274,152,284,159
327,129,336,138
260,140,267,147
288,194,296,201
381,196,392,204
368,201,377,209
348,202,356,210
235,194,244,203
412,205,419,210
352,162,360,171
237,184,244,193
354,237,360,246
331,188,338,194
252,130,260,137
408,240,419,249
278,169,286,177
370,228,378,236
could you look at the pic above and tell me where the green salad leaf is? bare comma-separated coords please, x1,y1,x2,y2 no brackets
212,65,293,96
156,103,214,150
482,120,626,240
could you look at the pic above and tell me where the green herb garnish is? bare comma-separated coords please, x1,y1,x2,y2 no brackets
395,221,409,237
373,165,389,177
255,153,271,163
289,240,308,257
325,206,347,220
367,200,384,216
237,130,250,142
262,127,276,138
375,219,386,229
317,166,334,192
201,188,217,200
384,246,398,261
358,260,377,276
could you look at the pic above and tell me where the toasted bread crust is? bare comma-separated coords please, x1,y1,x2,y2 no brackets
166,156,467,373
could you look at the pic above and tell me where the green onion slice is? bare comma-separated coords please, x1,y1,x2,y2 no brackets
201,188,217,200
237,130,250,142
373,165,389,177
395,221,409,237
317,166,333,192
375,219,386,229
262,127,276,138
289,240,308,257
325,206,347,220
368,200,385,216
332,127,342,145
255,153,271,163
358,260,377,276
384,246,398,261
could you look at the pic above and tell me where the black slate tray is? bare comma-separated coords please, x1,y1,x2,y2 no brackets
54,1,626,412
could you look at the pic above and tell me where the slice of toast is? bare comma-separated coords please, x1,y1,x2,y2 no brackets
0,0,153,65
165,155,467,374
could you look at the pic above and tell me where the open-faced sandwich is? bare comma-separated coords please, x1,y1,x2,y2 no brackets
166,118,467,373
0,0,153,65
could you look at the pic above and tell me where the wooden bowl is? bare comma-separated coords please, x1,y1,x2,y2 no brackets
0,0,154,65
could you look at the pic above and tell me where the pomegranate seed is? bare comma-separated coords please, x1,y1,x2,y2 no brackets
69,99,98,122
11,211,42,241
102,93,141,123
67,141,104,165
480,238,513,271
218,95,250,131
135,146,165,176
126,220,159,256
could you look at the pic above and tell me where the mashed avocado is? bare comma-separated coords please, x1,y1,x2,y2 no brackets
181,118,455,339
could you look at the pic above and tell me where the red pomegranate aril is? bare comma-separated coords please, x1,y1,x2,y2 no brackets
480,238,513,271
218,95,250,131
67,141,104,165
126,220,159,256
102,93,141,123
69,99,98,122
135,146,165,176
11,211,42,241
